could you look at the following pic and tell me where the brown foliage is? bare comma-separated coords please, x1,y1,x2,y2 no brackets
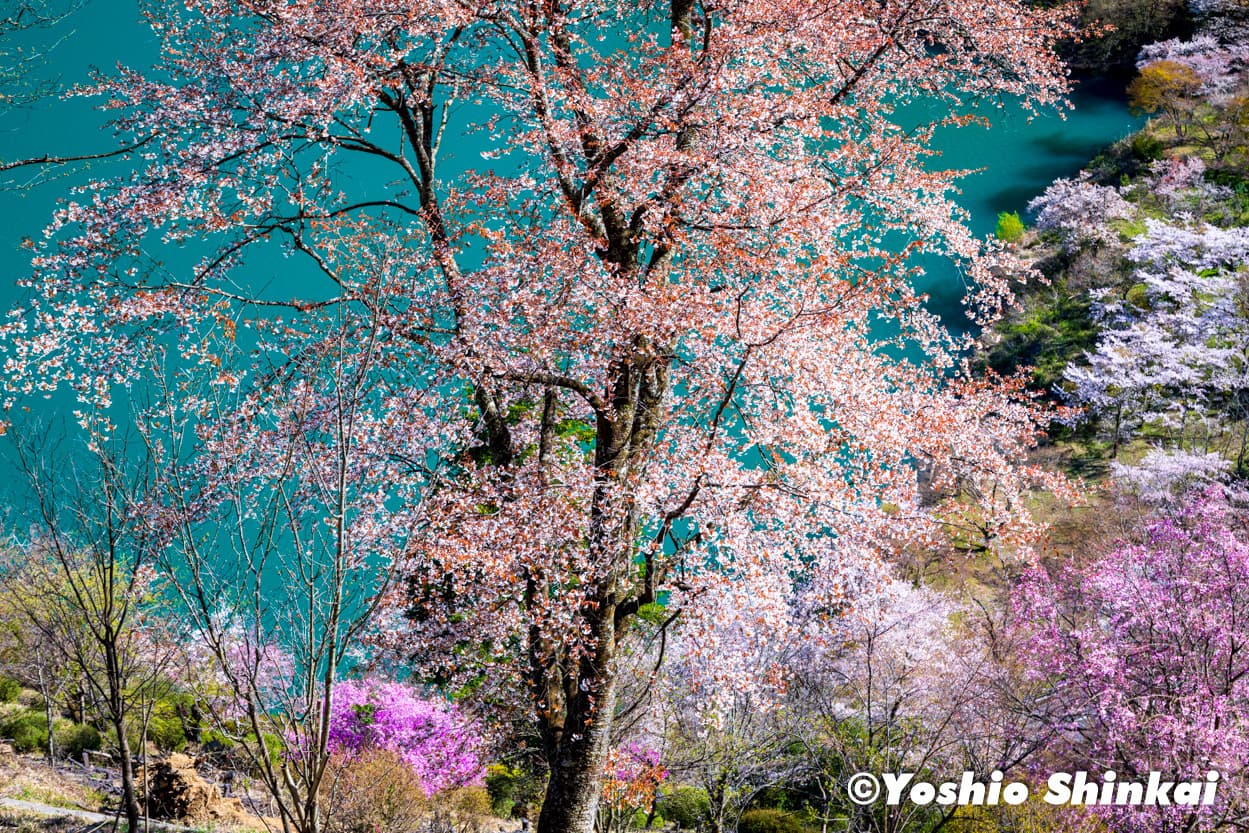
429,786,493,833
320,749,428,833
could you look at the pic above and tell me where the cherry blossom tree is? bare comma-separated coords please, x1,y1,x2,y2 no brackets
1137,36,1249,99
1026,172,1132,253
0,2,1082,829
1132,38,1249,162
1063,219,1249,460
788,576,1053,833
173,624,297,723
653,688,799,833
1013,489,1249,833
646,627,803,833
1110,447,1231,504
1128,157,1236,222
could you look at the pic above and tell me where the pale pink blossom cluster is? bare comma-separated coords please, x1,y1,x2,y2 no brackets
1138,35,1249,98
1027,173,1132,252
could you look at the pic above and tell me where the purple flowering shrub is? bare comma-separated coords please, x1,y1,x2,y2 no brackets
328,678,486,796
1014,489,1249,832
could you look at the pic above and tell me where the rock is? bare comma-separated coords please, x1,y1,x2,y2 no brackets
141,754,255,826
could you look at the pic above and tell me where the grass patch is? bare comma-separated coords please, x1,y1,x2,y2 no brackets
11,785,101,813
1109,216,1148,239
980,284,1099,395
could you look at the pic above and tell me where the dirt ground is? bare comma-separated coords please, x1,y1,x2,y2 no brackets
0,748,525,833
0,810,86,833
0,746,261,831
0,749,106,814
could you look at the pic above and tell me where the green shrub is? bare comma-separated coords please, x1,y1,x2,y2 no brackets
628,809,644,829
752,785,798,810
1124,283,1150,310
146,711,187,752
200,728,235,748
246,731,285,773
484,762,545,818
105,706,187,754
0,676,20,703
484,763,514,814
1130,131,1165,162
54,721,101,758
995,211,1025,243
737,808,806,833
1,710,49,754
656,786,710,830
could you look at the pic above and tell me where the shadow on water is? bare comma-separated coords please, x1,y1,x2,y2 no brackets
985,184,1060,212
1026,130,1116,159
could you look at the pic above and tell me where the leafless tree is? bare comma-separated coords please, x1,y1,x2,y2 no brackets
4,426,179,833
0,555,82,764
142,315,400,833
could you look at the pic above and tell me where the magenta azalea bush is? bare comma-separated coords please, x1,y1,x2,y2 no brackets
1014,489,1249,832
329,679,486,796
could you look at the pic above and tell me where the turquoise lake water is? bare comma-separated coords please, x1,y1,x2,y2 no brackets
0,3,1143,489
918,76,1144,324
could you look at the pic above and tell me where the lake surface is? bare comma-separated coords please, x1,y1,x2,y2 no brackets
0,4,1143,491
914,75,1144,325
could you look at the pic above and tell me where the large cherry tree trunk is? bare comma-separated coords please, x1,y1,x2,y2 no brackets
533,352,668,833
534,608,620,833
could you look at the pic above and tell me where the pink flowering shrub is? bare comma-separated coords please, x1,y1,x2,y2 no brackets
328,679,485,796
1014,489,1249,832
173,626,297,723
